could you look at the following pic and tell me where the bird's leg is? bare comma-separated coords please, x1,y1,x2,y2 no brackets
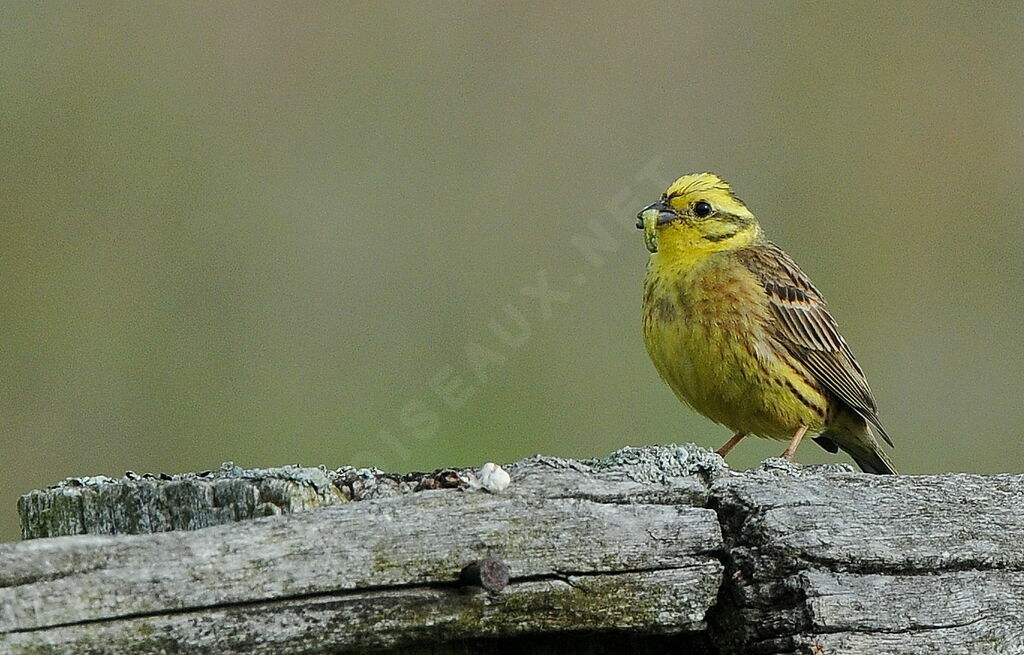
716,433,746,457
780,425,809,460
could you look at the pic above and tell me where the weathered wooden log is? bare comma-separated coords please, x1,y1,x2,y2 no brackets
710,467,1024,655
4,445,1024,655
2,446,724,654
16,463,349,539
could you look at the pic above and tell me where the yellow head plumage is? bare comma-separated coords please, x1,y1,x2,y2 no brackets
637,172,760,257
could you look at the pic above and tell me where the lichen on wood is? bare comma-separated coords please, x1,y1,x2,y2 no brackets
6,444,1024,654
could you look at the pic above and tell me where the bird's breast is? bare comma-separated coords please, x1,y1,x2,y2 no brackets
642,254,827,438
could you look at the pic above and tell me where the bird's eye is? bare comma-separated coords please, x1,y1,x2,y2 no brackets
693,201,713,218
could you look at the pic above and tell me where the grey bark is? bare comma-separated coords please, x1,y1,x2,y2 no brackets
5,445,1024,654
17,463,349,539
710,467,1024,654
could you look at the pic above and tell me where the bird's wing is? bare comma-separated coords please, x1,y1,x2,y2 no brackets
736,241,893,447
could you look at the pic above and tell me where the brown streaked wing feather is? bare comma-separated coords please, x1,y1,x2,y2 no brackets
736,242,894,447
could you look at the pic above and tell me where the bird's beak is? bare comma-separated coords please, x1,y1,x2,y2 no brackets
637,201,676,254
635,201,677,229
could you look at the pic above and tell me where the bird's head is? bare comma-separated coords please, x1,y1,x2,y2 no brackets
636,173,760,255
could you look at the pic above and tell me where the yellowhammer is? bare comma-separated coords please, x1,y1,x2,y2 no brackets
637,172,896,474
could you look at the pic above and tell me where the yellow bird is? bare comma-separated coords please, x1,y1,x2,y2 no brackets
638,173,896,474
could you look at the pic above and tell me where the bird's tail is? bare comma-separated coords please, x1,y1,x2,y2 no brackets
845,444,898,475
823,427,898,475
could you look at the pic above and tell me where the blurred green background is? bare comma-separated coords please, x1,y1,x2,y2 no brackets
2,2,1022,542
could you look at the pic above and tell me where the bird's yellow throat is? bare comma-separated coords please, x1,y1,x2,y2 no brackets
643,212,760,272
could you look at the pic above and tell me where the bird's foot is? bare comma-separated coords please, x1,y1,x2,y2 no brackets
716,432,746,457
779,424,809,460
